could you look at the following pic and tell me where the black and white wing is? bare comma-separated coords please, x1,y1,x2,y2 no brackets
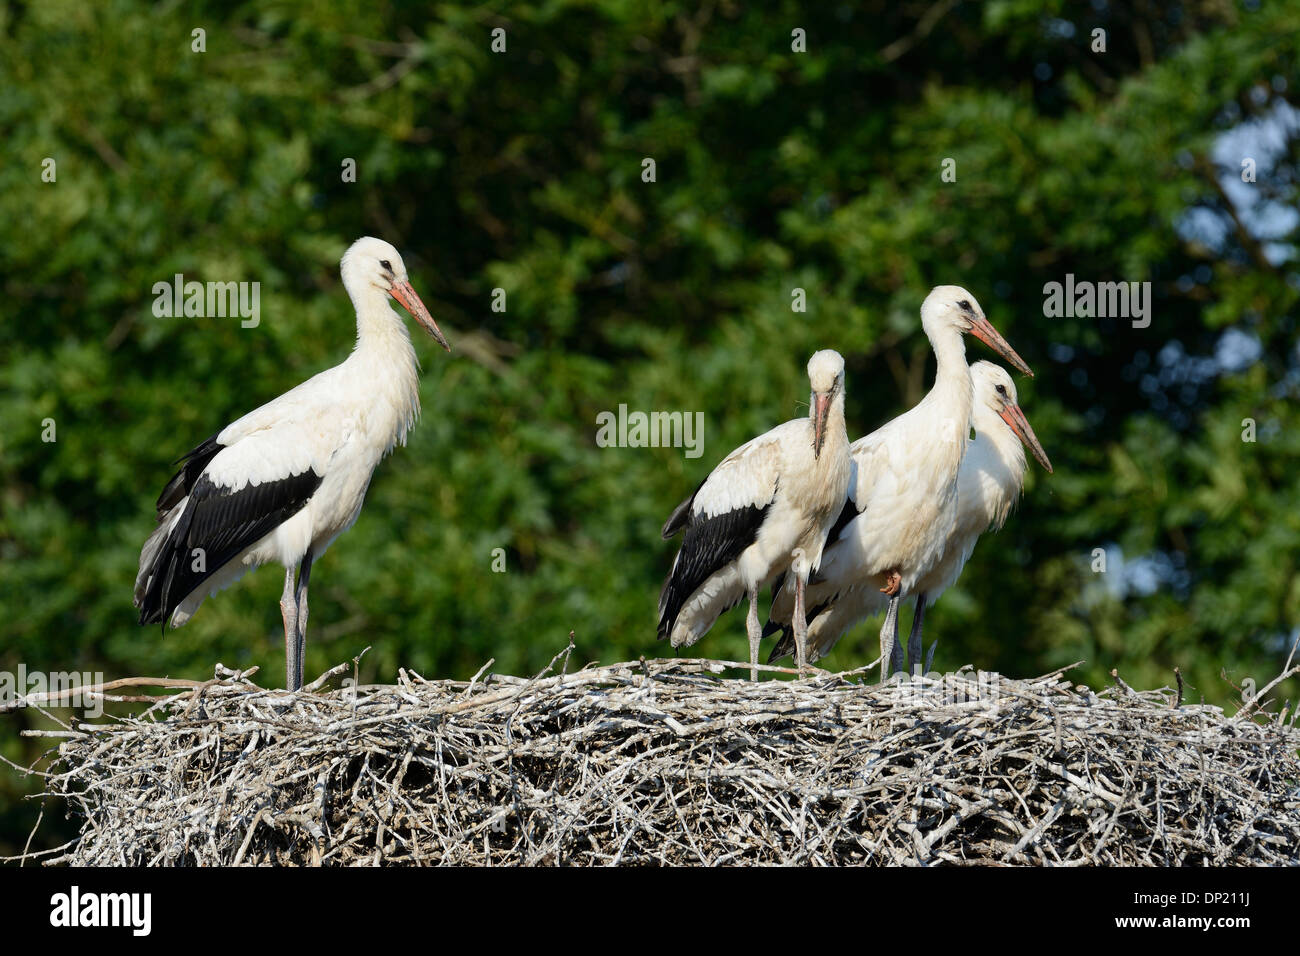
134,428,324,627
657,426,790,641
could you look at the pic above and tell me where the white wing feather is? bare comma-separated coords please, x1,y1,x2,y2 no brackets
689,419,806,519
208,368,357,492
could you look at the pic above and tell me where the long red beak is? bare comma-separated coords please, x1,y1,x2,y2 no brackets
812,392,831,459
389,279,450,352
999,403,1053,473
969,315,1032,377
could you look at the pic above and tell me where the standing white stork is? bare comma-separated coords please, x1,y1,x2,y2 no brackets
658,350,851,679
768,360,1052,669
766,286,1033,680
134,237,450,691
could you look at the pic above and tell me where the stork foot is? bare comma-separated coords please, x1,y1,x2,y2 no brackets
879,569,902,596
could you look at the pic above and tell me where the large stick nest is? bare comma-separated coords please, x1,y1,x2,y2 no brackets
13,652,1300,865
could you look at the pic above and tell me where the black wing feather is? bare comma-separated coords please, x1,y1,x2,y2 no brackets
136,469,323,626
657,491,773,641
661,477,706,539
825,494,859,548
155,432,224,516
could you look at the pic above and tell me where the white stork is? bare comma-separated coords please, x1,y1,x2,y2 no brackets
766,286,1033,680
658,350,851,679
768,360,1052,669
134,237,450,691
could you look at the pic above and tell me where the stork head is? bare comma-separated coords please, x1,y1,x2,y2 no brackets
341,237,450,351
921,285,1032,377
806,349,845,459
971,361,1053,472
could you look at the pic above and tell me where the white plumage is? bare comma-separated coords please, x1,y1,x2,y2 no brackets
659,350,852,677
769,360,1052,667
134,236,450,690
767,286,1033,679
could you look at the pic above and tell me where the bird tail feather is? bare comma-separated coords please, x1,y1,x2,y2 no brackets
134,500,187,629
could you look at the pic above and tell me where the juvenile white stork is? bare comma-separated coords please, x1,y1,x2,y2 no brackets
134,237,450,691
658,350,851,679
768,360,1052,670
766,286,1033,680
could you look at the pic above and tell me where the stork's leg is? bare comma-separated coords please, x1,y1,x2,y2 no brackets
906,594,927,676
793,573,810,677
924,637,938,675
292,548,314,692
280,565,299,692
891,619,906,675
745,584,762,682
879,593,900,683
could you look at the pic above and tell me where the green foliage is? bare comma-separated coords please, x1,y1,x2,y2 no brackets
2,1,1298,852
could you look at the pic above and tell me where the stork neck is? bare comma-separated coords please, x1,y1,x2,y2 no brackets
827,389,847,442
348,290,422,451
929,327,973,401
930,325,969,381
811,388,849,471
352,291,409,348
915,326,975,448
974,404,1027,476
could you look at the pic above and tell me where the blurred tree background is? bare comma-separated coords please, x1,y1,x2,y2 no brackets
2,0,1297,854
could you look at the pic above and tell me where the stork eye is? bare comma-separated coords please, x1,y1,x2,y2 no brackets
995,384,1007,396
957,299,972,313
380,259,393,272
